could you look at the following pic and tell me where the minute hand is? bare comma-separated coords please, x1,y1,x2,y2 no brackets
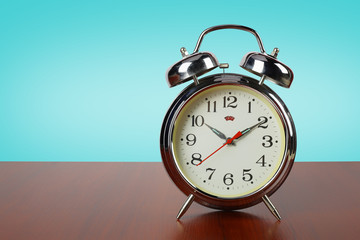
234,120,265,141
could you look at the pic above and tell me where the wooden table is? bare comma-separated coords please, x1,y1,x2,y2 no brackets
0,162,359,240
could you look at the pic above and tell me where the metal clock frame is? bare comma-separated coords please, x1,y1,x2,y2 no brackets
160,73,296,219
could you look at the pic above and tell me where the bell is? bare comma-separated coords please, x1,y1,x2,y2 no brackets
240,49,294,88
166,48,219,87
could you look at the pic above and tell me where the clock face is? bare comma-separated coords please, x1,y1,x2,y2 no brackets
172,84,286,199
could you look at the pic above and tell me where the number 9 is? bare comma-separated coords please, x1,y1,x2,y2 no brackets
186,134,196,146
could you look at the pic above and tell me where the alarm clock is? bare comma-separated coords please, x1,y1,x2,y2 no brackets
160,25,296,221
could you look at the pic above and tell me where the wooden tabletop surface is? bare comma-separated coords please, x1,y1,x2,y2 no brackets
0,162,359,240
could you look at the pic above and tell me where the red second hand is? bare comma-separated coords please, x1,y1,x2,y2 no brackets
197,130,243,166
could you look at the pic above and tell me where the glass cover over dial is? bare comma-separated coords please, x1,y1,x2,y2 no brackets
172,84,286,198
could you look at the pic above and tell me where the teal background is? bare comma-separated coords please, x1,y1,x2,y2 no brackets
0,0,359,161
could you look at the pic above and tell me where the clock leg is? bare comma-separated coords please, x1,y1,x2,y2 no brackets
262,195,281,221
176,194,195,220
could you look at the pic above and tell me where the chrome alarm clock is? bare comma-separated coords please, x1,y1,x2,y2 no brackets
160,25,296,220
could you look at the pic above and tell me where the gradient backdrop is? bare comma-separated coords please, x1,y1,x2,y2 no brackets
1,0,359,161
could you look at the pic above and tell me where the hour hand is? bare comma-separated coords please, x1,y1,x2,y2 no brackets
205,123,227,140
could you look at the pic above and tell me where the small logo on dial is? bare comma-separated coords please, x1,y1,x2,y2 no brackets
225,116,235,121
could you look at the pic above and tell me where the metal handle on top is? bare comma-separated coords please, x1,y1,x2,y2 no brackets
193,25,266,54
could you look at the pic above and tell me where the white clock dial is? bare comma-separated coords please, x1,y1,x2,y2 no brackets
172,84,286,198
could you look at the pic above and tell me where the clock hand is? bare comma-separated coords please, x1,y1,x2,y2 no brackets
204,123,227,140
233,120,266,142
196,130,242,166
196,120,266,166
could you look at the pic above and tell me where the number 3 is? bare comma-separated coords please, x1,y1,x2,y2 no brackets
262,135,273,148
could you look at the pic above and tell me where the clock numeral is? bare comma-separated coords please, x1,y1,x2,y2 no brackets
191,153,202,165
248,101,252,113
191,115,204,127
206,168,216,180
223,96,237,108
256,155,266,167
258,116,268,129
207,101,217,112
242,169,253,182
223,173,234,186
262,135,273,148
186,134,196,146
